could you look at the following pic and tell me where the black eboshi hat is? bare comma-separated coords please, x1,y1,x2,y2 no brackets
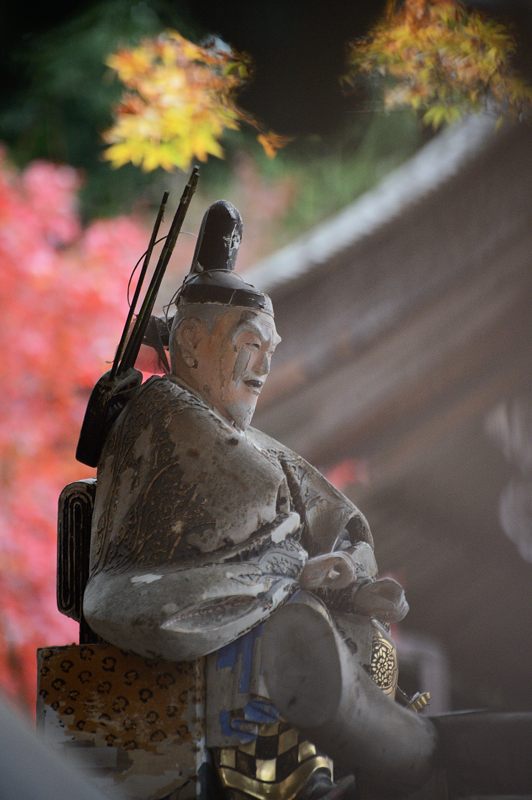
175,200,273,316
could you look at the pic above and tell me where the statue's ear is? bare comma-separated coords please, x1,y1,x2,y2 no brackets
175,317,204,354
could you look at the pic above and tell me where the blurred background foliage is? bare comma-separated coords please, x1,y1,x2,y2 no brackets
0,1,199,219
0,0,424,232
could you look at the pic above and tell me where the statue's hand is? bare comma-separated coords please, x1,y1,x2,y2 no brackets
353,577,409,623
299,551,357,590
299,544,408,623
299,541,377,591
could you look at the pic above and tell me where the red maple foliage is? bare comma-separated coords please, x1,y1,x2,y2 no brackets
0,150,148,712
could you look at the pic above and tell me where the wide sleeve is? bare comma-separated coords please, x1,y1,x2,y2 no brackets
247,427,373,557
83,377,307,661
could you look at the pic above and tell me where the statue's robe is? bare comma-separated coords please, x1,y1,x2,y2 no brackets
83,375,374,747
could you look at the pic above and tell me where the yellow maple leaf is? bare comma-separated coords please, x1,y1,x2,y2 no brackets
345,0,532,128
257,131,293,159
103,30,287,172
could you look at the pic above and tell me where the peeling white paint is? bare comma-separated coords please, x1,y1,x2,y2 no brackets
271,512,300,543
131,574,162,584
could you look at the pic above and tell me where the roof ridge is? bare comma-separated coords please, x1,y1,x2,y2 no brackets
245,115,495,293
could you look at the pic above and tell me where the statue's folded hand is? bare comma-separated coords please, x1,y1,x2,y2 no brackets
299,541,377,591
353,577,409,623
299,543,408,623
299,551,357,590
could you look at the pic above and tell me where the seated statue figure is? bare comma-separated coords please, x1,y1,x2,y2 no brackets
83,200,408,800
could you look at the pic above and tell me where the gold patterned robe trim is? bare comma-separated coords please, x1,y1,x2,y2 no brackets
218,757,332,800
215,721,332,800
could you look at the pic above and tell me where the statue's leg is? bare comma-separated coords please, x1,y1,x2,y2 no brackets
262,593,435,794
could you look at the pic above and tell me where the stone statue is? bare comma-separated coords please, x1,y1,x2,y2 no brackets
82,200,412,799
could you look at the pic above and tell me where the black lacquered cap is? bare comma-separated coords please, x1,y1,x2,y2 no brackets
177,200,273,315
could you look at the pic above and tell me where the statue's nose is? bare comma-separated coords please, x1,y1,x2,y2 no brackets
254,353,270,376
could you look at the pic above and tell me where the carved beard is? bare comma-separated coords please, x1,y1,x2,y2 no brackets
223,396,256,431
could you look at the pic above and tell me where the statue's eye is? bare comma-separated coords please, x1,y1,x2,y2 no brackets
248,342,261,350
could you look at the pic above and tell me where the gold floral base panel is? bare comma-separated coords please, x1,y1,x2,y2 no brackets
37,643,207,800
369,625,398,698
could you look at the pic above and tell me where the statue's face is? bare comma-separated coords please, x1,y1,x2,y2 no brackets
189,307,281,430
